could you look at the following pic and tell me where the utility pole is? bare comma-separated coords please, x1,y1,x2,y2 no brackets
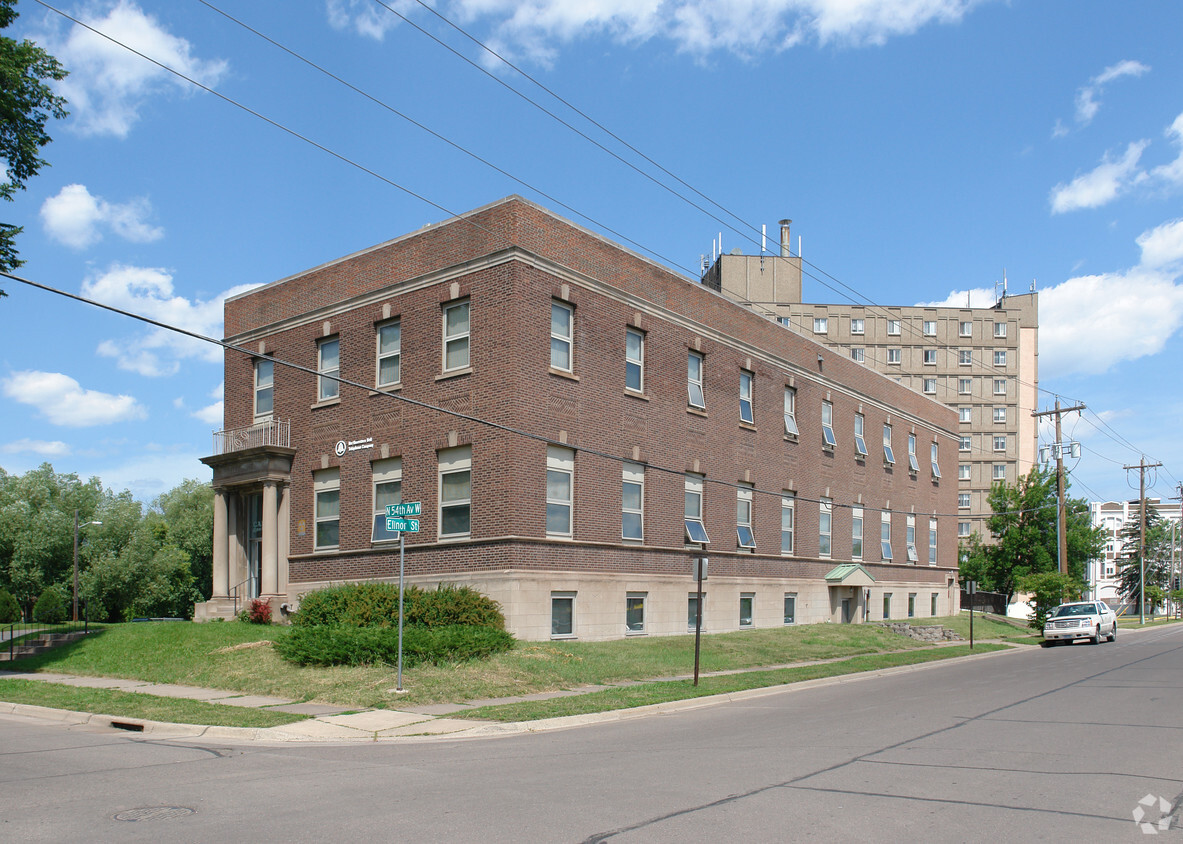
1032,398,1085,575
1124,457,1162,625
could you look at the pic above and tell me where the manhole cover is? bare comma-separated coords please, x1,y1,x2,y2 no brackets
113,806,197,822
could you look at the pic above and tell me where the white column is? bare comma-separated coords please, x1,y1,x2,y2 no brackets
277,484,290,596
261,481,278,596
211,489,229,598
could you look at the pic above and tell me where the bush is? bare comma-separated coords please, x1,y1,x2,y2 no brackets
274,624,514,667
32,586,67,624
242,598,272,625
1019,571,1083,630
0,588,21,623
292,582,505,630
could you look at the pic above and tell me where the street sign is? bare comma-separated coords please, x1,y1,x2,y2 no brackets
386,517,420,533
386,502,422,518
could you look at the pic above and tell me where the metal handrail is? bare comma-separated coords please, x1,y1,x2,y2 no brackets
2,610,90,661
212,419,290,455
230,577,255,616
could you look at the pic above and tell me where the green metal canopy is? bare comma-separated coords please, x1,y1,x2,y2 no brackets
824,564,876,587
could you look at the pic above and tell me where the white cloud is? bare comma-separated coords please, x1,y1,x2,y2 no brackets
81,264,258,376
40,183,163,249
328,0,988,59
917,287,999,308
1,371,147,426
0,439,72,457
1149,111,1183,189
1073,59,1150,127
1049,140,1148,214
41,1,228,137
192,382,224,425
1135,218,1183,270
95,449,211,501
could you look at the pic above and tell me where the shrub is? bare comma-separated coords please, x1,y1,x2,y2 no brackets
409,583,506,630
292,582,505,630
0,588,21,623
244,598,272,625
32,586,67,624
274,623,514,668
1019,571,1083,630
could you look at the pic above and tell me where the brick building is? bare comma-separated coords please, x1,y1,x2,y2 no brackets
198,197,960,640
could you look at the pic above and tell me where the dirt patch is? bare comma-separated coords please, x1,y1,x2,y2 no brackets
211,640,274,654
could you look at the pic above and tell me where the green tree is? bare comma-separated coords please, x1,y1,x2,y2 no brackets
151,480,214,600
1018,571,1082,631
1115,503,1174,613
0,0,69,283
32,584,66,623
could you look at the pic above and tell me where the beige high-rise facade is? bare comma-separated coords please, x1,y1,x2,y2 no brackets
703,224,1038,544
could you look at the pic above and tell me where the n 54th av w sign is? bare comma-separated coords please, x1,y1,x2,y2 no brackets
385,502,422,533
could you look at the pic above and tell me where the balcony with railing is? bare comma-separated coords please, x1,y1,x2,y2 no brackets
211,419,291,455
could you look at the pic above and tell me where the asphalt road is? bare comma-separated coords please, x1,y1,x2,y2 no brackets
1,625,1180,842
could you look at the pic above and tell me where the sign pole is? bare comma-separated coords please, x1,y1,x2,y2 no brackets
385,501,420,694
693,556,704,686
397,531,405,692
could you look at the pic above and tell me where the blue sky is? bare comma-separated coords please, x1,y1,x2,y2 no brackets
2,0,1182,510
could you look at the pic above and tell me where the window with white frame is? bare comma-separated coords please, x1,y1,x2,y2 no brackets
923,320,937,336
959,436,971,452
684,473,708,544
551,592,575,636
739,370,754,424
687,351,705,409
880,511,893,560
993,349,1007,367
993,378,1007,395
923,349,937,365
906,514,918,562
438,445,472,538
959,378,972,394
626,593,645,633
959,406,972,423
923,378,936,394
852,507,863,560
625,328,644,393
959,350,972,366
851,318,865,334
994,322,1007,338
371,458,402,543
819,497,832,558
688,593,704,629
993,406,1007,423
931,441,941,478
736,483,755,549
254,358,274,419
781,494,795,554
958,521,971,537
883,423,895,465
313,468,340,550
959,493,971,509
813,317,828,334
317,337,340,402
443,300,471,372
993,464,1007,481
851,347,865,363
929,518,938,565
783,387,799,437
887,348,901,364
551,302,573,372
993,435,1007,452
622,462,644,541
546,446,574,537
887,319,901,335
959,464,971,480
376,320,401,388
854,413,868,456
739,593,754,627
959,321,972,337
822,401,836,448
784,593,797,624
908,433,919,472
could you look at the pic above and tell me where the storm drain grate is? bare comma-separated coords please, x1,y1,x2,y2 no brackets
113,806,197,822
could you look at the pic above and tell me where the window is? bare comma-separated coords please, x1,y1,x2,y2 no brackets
684,473,708,544
908,593,916,618
957,379,972,397
929,518,938,565
887,348,901,364
993,350,1007,367
551,302,573,371
854,413,868,456
959,321,972,337
784,593,797,624
739,371,754,424
959,406,972,423
923,378,936,394
622,462,644,541
883,424,896,465
819,498,832,558
851,318,865,335
958,521,971,538
783,387,799,437
688,594,704,629
993,378,1007,395
852,507,863,560
993,464,1007,481
906,515,918,562
931,593,939,615
931,442,941,478
317,337,340,402
959,493,971,509
551,593,574,636
813,317,828,334
438,445,472,538
546,446,574,537
908,433,919,472
959,464,971,480
626,594,645,633
443,301,470,372
850,347,865,363
993,435,1007,452
625,329,644,392
959,350,972,366
993,406,1007,423
923,349,937,365
313,468,340,550
881,511,893,560
922,320,936,336
376,320,401,387
736,483,755,549
994,322,1007,338
822,401,836,448
253,358,273,419
687,351,705,409
887,319,901,335
959,436,971,452
781,494,795,554
739,594,754,627
883,593,892,619
371,458,402,543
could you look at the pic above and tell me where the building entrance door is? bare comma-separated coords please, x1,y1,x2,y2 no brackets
841,598,852,623
246,493,262,598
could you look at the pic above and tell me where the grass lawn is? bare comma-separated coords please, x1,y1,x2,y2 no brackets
1117,616,1182,628
908,612,1043,643
0,617,1012,724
